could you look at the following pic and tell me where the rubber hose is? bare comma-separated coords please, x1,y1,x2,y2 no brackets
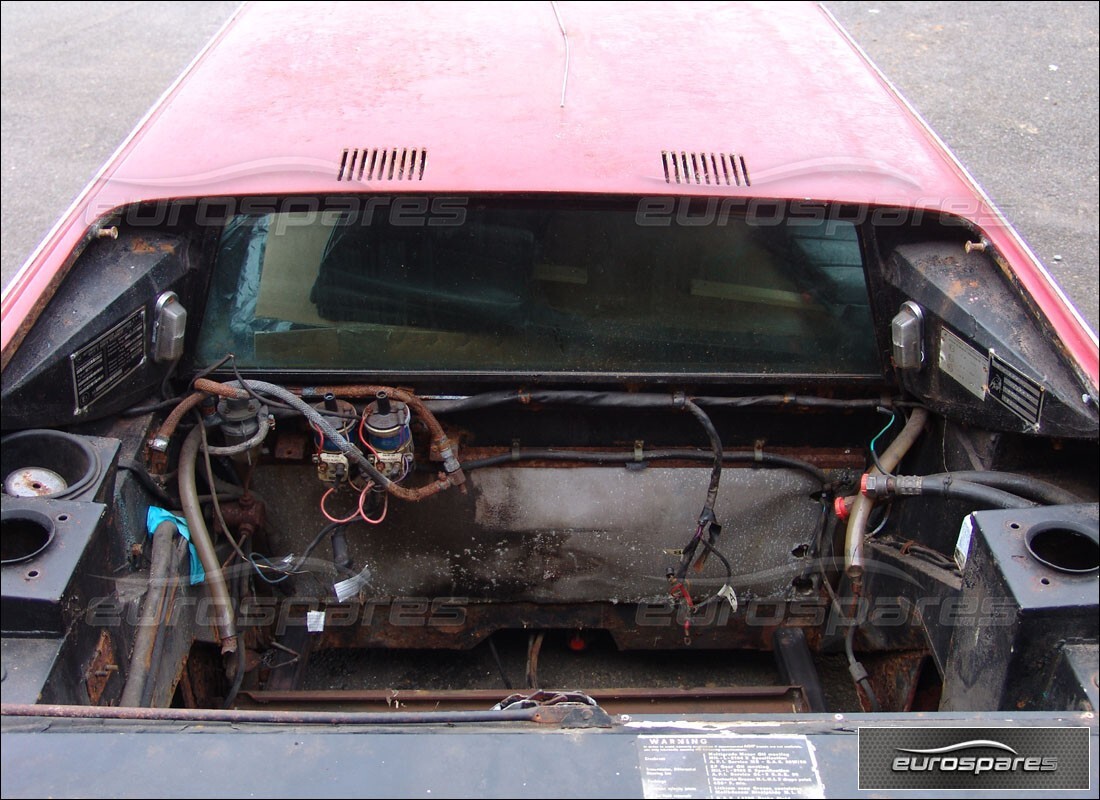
845,407,929,579
179,426,238,653
119,520,178,706
917,476,1038,509
924,471,1079,506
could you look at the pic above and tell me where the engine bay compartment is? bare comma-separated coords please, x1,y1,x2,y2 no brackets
2,198,1098,721
3,377,1097,717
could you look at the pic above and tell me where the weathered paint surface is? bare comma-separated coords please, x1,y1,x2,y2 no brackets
2,2,1096,384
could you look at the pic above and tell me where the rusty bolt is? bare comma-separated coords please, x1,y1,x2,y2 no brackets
964,240,987,254
97,226,119,240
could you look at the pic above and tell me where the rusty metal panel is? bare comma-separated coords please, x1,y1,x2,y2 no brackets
83,631,118,705
239,686,807,714
253,465,824,604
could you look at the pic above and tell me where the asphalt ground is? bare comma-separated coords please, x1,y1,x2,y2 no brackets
2,1,1097,332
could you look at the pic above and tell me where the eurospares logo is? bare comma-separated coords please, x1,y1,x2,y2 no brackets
858,727,1090,790
893,738,1059,775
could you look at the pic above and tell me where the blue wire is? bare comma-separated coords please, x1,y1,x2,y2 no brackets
249,552,292,584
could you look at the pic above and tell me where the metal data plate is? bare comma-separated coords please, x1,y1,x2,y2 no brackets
939,328,987,401
987,352,1044,427
70,307,146,415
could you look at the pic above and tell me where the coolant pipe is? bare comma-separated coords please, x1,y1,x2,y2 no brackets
923,471,1080,506
917,477,1038,508
179,425,238,654
845,407,929,579
119,519,178,707
151,379,244,454
862,474,1039,509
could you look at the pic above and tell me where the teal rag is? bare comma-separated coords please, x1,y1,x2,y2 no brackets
146,506,205,585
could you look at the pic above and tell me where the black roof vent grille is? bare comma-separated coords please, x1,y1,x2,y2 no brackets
661,151,750,186
338,147,427,181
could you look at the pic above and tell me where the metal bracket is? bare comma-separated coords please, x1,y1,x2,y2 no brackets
494,691,614,728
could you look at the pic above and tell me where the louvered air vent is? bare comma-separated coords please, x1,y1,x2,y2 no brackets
338,147,427,181
661,151,750,186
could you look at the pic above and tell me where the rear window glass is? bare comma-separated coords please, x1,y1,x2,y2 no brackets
196,196,879,374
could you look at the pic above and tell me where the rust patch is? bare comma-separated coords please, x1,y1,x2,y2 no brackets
128,237,177,254
314,599,838,652
946,278,967,300
214,494,267,536
274,432,309,461
84,630,119,704
864,649,929,713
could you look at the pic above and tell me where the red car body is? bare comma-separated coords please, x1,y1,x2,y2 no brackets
3,2,1096,385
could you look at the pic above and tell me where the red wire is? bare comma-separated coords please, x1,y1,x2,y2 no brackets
670,582,695,609
358,482,388,524
669,582,695,641
320,482,389,525
319,487,360,524
357,413,381,457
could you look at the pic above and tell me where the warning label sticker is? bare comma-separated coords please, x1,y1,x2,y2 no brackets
637,735,824,798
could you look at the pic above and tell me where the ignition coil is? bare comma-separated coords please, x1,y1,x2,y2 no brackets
311,393,357,485
361,391,414,481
